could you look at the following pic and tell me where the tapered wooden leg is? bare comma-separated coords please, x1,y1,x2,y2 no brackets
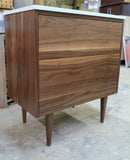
22,108,27,124
46,113,54,146
100,97,108,123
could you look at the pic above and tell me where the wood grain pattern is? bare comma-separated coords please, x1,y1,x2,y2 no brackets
5,10,124,118
37,10,124,23
39,49,120,60
5,10,124,146
0,34,7,108
39,54,120,99
39,15,122,59
5,11,39,117
39,84,116,116
39,54,120,115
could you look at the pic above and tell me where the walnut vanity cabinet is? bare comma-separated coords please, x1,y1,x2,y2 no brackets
4,6,124,146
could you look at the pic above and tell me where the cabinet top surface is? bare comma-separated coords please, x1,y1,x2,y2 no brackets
3,5,125,20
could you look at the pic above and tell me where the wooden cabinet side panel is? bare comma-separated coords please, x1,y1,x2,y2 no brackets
5,11,39,117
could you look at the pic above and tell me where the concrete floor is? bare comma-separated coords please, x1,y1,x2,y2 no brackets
0,65,130,160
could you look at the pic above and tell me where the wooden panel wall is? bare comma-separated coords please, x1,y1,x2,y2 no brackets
5,11,39,117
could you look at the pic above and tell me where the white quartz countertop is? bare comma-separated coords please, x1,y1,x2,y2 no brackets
3,5,125,20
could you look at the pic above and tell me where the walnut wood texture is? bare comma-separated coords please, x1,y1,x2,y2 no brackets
39,15,122,60
100,97,108,123
5,10,124,118
5,11,39,117
46,113,54,146
38,14,123,116
0,34,7,108
39,54,120,115
4,10,124,146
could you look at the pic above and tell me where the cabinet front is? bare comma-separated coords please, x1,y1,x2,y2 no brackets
38,14,123,115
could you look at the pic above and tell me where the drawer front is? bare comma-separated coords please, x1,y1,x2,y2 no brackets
39,54,120,115
100,5,122,15
39,15,122,60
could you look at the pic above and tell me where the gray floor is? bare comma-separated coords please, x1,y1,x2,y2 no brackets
0,65,130,160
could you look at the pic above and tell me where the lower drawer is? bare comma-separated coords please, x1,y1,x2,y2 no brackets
39,54,120,115
100,3,130,16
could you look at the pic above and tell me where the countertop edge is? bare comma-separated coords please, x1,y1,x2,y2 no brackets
3,5,126,20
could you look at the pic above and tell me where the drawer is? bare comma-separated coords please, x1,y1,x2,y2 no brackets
39,15,122,60
39,54,120,115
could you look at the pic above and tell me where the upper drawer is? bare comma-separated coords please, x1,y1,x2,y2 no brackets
39,15,123,60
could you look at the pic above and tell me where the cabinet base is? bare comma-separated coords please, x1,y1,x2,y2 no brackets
21,97,108,146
